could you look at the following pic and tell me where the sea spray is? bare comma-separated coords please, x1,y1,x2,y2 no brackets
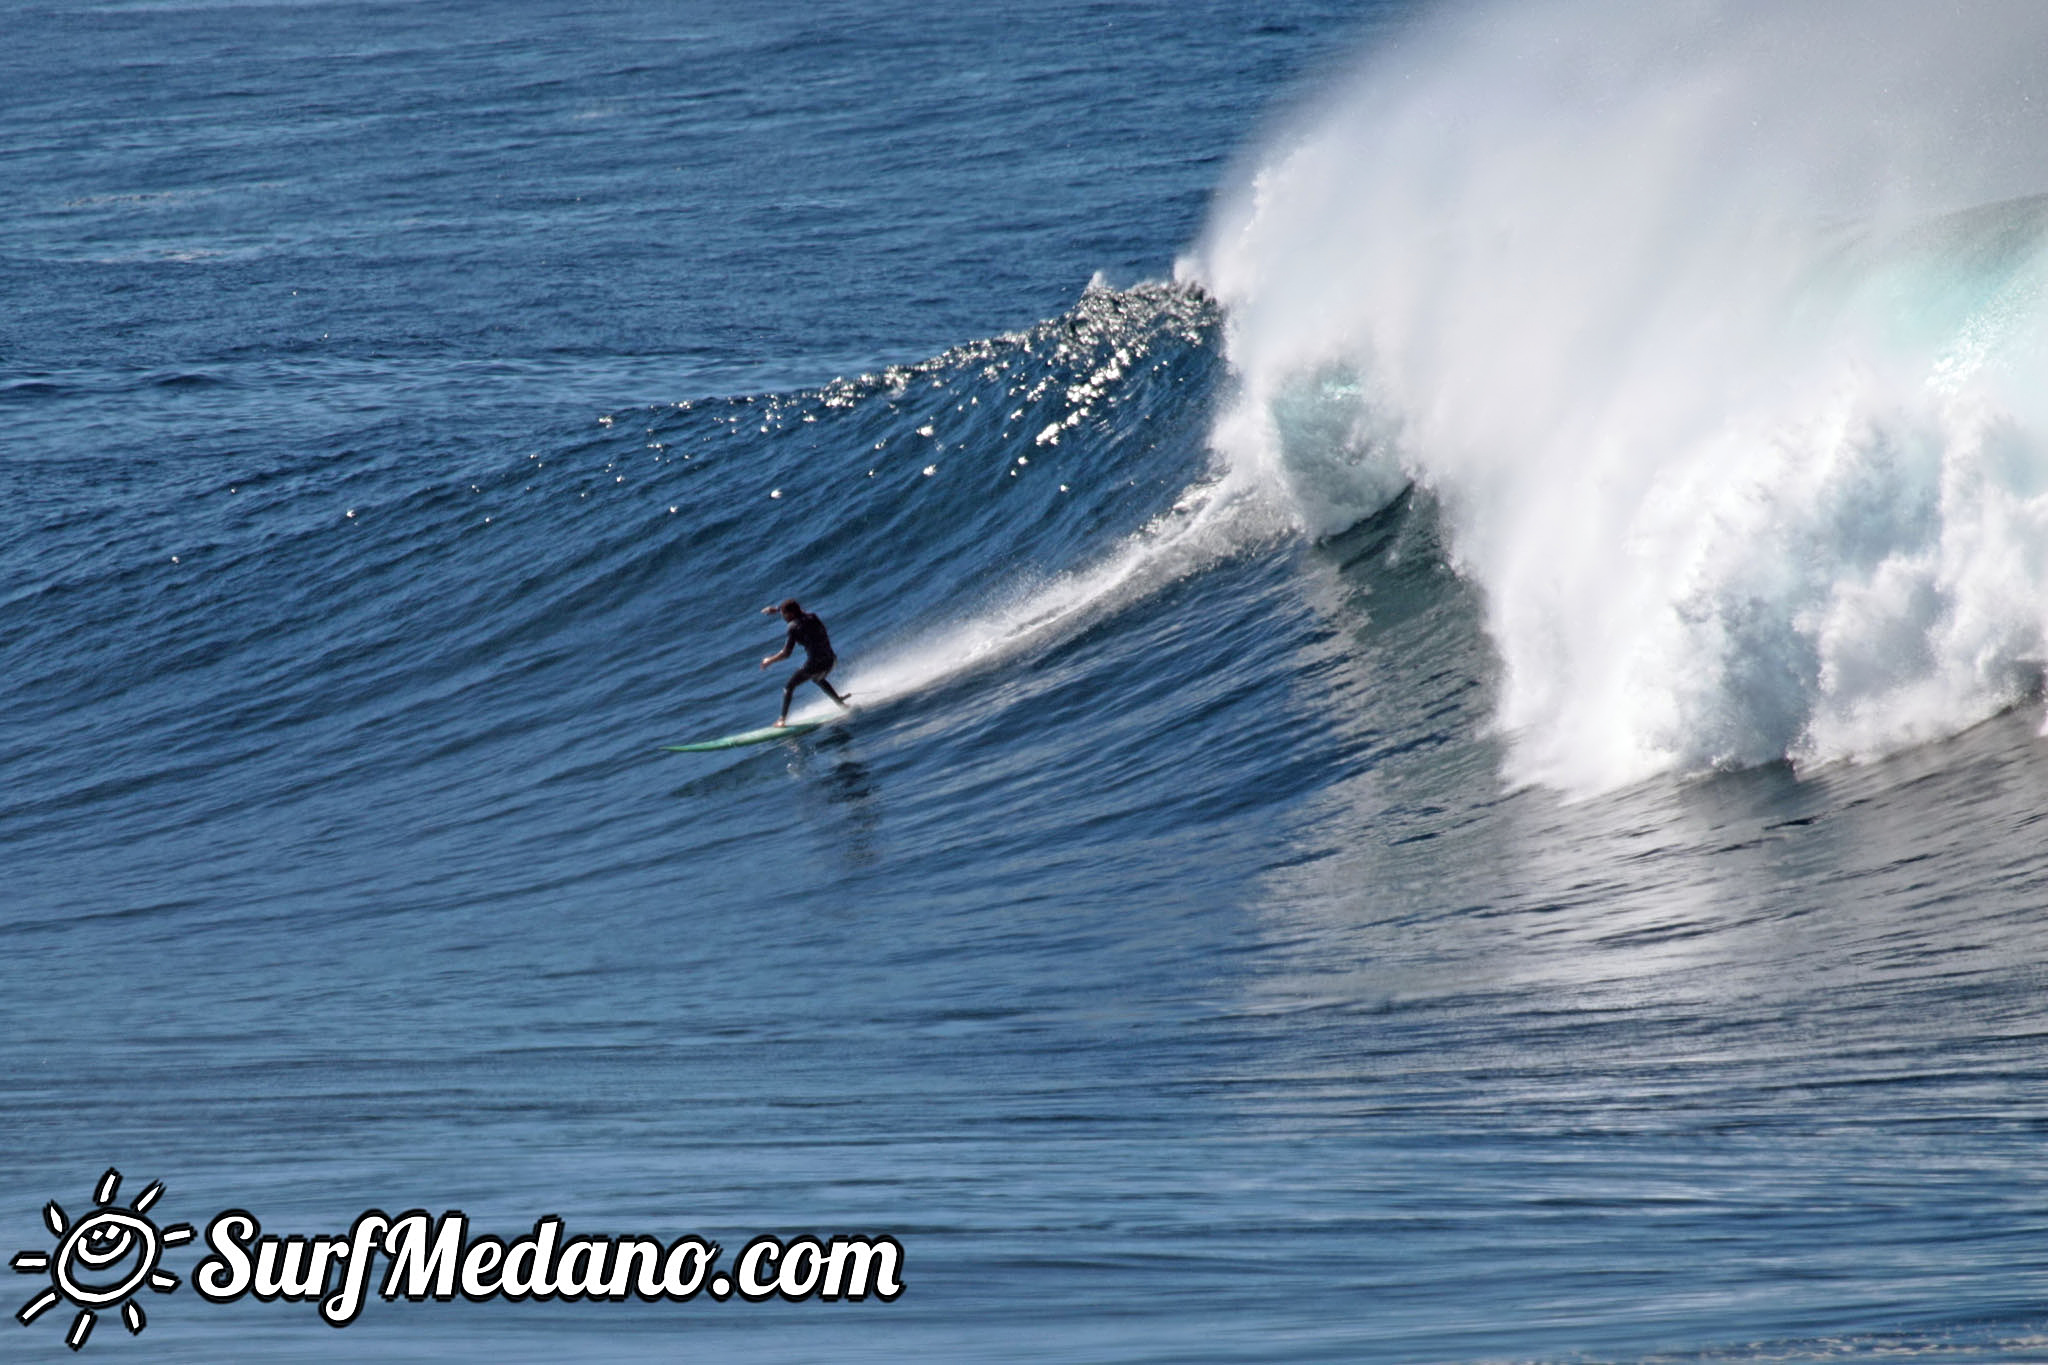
1188,0,2048,791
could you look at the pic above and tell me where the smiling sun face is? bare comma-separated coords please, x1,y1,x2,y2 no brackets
12,1169,194,1351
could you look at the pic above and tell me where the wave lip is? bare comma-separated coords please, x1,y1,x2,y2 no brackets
1188,0,2048,792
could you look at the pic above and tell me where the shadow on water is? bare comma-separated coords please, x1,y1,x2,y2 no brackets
660,740,812,800
793,728,883,867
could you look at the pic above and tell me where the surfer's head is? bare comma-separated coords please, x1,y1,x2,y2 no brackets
779,598,802,621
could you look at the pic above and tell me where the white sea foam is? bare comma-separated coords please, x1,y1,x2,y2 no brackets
1186,0,2048,792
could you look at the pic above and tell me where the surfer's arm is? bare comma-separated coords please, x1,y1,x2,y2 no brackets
760,623,797,669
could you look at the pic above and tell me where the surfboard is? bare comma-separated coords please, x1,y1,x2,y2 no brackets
661,720,825,752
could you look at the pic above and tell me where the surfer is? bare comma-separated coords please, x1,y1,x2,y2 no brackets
760,598,849,725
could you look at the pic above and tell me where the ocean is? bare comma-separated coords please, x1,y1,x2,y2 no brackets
7,0,2048,1359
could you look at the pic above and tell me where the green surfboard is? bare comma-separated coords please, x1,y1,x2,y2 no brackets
662,720,825,752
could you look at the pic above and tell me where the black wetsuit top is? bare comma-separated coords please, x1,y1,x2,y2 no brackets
785,612,834,669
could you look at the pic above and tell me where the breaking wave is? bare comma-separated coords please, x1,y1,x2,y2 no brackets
1188,0,2048,791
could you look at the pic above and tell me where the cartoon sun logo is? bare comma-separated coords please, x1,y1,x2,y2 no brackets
12,1169,193,1351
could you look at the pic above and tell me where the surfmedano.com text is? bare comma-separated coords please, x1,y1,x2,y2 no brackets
194,1209,906,1326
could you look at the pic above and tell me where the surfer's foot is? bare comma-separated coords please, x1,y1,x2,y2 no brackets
773,718,787,728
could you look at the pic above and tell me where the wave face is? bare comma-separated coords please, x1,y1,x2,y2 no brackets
1191,0,2048,791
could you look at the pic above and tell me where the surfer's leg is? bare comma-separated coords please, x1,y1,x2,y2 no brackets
780,667,811,724
813,666,848,708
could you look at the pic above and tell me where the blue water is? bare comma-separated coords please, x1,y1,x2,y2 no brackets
7,1,2048,1360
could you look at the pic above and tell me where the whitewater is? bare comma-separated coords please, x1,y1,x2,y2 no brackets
1192,0,2048,791
5,1,2048,1361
